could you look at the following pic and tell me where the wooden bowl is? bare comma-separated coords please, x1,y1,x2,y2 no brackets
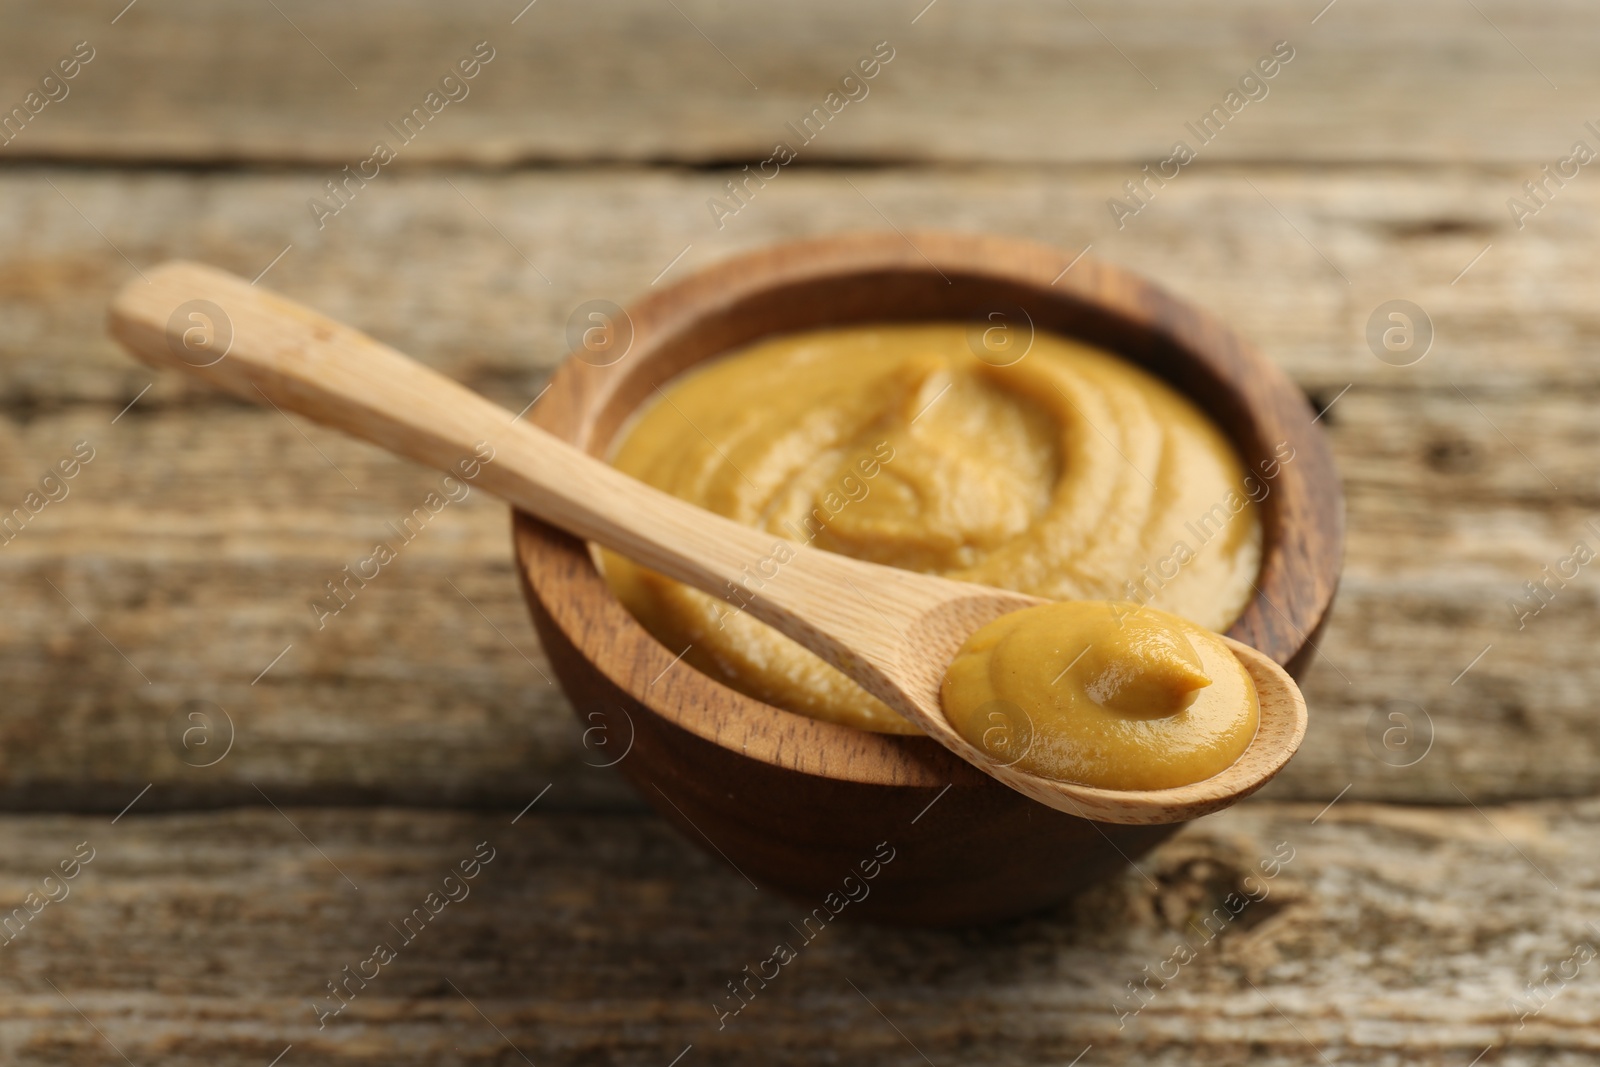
513,231,1342,927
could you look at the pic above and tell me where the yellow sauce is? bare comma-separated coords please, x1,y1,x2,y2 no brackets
940,601,1258,789
602,324,1263,745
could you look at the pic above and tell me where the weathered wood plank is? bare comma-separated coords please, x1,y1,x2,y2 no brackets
0,166,1586,410
2,166,1594,806
1,800,1594,1065
0,1,1597,166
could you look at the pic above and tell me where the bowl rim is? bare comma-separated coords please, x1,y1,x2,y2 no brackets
513,229,1343,789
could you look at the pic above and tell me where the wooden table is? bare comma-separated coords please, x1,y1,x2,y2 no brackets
3,2,1596,1062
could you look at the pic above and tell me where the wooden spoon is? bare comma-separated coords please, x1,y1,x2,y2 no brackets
109,261,1306,826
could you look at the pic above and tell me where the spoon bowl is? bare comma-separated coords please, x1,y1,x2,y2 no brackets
897,594,1307,823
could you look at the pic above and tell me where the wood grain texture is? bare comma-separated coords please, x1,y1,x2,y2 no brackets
0,165,1592,809
2,165,1589,410
0,0,1596,166
0,799,1594,1065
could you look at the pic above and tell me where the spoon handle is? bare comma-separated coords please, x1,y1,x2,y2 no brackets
109,262,942,702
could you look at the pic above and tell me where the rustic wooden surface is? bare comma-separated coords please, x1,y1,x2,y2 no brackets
2,0,1597,1062
1,0,1598,166
4,801,1599,1065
